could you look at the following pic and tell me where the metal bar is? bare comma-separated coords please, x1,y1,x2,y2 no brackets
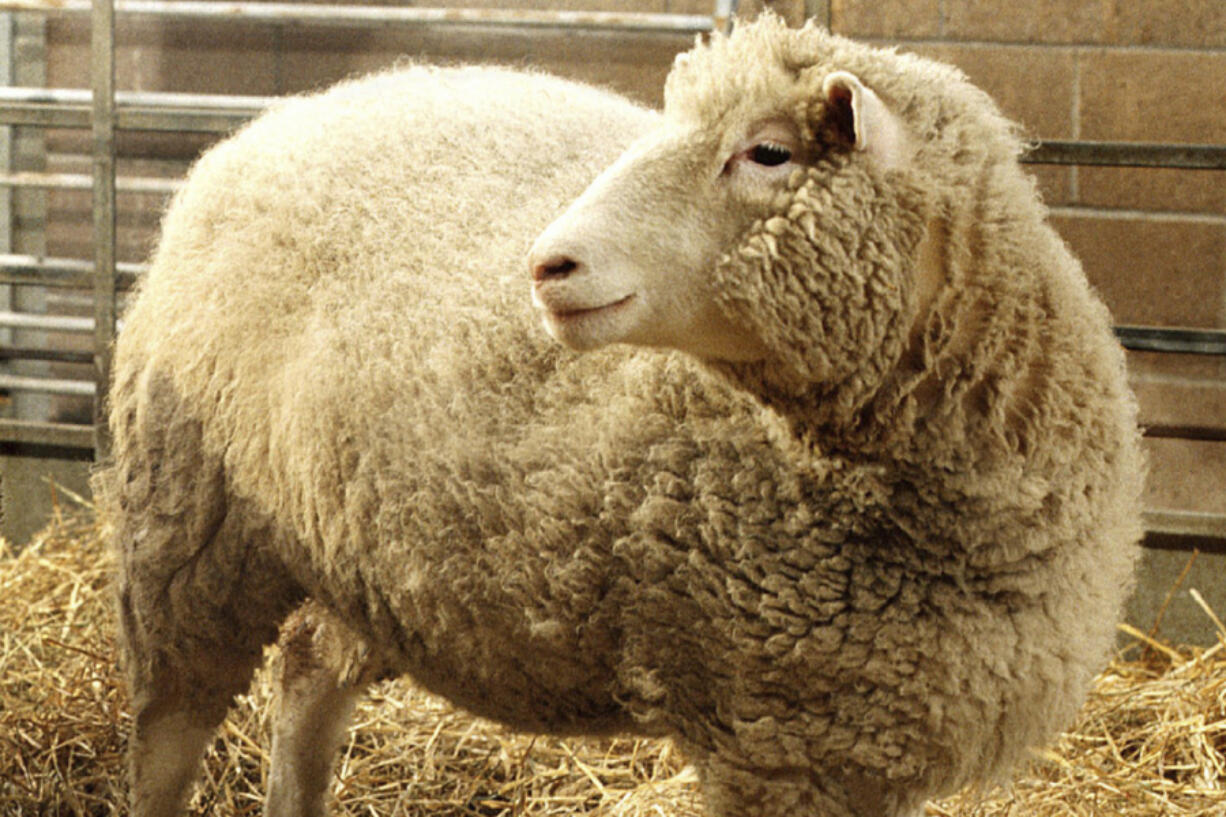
1143,424,1226,443
0,86,94,105
1115,325,1226,356
0,100,90,128
0,99,256,132
0,417,95,448
91,0,117,455
0,86,268,131
117,104,257,132
1143,510,1226,544
0,345,93,364
0,372,96,395
1024,140,1226,170
0,170,181,194
0,253,143,289
0,0,717,33
0,86,270,109
0,310,94,332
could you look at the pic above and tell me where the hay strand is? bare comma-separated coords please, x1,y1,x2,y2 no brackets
1,514,1223,816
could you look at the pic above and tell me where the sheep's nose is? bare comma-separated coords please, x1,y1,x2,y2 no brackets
532,254,580,283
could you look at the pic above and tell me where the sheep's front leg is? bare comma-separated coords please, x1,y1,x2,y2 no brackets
265,603,384,817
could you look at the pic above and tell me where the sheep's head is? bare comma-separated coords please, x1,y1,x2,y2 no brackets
530,17,939,408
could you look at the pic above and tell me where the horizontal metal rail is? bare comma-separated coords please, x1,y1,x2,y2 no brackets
1144,424,1226,443
0,372,95,395
0,85,278,110
1115,325,1226,356
0,86,267,131
1024,140,1226,170
0,310,94,332
1143,510,1226,552
0,254,143,288
0,345,93,364
0,418,95,448
0,170,181,194
0,1,718,33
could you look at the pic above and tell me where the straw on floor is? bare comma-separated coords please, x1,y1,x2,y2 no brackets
1,506,1222,816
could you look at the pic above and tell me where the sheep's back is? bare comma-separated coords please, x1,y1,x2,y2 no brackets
111,66,659,544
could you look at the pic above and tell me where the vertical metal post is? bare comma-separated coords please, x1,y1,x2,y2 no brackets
805,0,832,28
0,15,13,356
90,0,115,457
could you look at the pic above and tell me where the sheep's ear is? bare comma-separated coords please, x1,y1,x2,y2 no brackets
821,71,911,170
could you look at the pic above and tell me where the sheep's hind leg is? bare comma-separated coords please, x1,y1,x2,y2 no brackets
122,583,288,817
118,506,301,817
266,602,387,817
126,710,218,817
109,368,304,816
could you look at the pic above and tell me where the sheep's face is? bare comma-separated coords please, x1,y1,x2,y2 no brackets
528,118,787,362
530,19,929,395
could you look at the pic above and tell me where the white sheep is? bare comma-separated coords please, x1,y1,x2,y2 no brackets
98,16,1144,817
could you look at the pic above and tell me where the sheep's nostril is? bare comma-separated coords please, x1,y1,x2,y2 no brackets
532,255,580,283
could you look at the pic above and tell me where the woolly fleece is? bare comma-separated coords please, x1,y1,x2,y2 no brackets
99,18,1144,817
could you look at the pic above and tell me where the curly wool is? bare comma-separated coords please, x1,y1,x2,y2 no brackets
100,18,1144,817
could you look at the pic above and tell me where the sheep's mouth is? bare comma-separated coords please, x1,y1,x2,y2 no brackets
546,294,635,323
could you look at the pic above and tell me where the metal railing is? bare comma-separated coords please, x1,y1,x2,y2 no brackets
1023,140,1226,170
0,0,1221,546
91,0,117,451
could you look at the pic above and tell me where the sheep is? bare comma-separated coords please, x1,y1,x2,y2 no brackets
97,15,1144,817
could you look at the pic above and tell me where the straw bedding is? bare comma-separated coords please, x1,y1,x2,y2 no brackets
1,507,1222,816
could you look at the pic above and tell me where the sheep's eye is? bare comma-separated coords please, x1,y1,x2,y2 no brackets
749,143,792,166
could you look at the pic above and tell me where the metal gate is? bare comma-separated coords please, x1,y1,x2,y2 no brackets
0,0,1222,549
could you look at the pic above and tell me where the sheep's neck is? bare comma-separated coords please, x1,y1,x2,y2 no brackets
728,220,1055,479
